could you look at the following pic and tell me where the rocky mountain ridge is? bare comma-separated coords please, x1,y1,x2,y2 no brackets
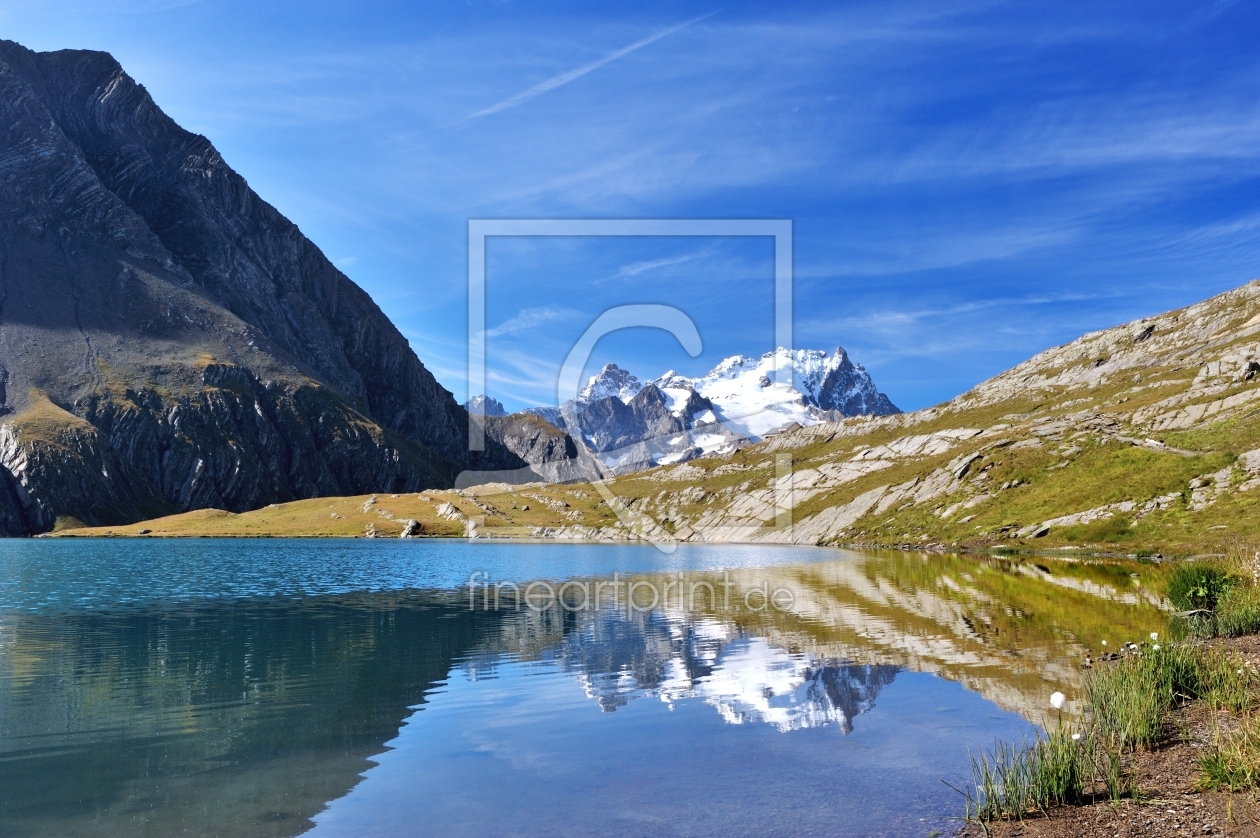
465,395,508,417
507,347,898,476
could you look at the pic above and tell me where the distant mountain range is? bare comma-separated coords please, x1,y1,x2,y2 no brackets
498,347,899,474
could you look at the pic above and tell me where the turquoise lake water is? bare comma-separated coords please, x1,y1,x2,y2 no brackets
0,539,1166,836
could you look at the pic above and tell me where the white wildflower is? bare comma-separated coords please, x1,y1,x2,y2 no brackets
1050,691,1066,710
1150,632,1158,641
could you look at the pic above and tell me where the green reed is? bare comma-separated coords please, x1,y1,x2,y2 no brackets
961,642,1257,822
1200,713,1260,792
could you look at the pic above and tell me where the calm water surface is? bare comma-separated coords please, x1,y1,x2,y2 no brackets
0,540,1169,837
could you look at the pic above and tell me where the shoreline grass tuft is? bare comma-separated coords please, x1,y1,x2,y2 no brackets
959,641,1257,822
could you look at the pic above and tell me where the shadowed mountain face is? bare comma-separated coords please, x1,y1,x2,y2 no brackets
0,41,564,533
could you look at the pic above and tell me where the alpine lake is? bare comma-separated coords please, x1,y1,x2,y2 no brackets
0,538,1170,837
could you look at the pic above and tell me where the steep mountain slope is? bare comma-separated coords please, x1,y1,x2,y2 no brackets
0,41,563,534
0,41,467,456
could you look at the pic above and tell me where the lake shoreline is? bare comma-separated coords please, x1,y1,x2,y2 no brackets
36,471,1252,561
44,525,1184,566
957,633,1260,838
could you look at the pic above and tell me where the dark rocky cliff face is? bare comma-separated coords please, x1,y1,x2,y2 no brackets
813,349,900,416
0,40,561,534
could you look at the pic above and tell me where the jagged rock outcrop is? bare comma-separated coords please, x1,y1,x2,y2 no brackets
812,348,900,415
0,40,572,533
471,412,594,484
464,395,507,417
577,363,644,404
563,383,740,474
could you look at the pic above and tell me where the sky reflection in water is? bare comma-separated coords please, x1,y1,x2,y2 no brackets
0,540,1168,836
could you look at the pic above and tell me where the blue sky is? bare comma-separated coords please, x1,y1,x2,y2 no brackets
4,1,1258,412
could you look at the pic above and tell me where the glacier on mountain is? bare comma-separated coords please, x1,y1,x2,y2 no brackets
658,347,899,441
519,346,898,474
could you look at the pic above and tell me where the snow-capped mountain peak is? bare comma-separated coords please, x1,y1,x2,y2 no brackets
464,394,507,417
696,347,861,403
653,346,899,440
578,363,644,405
523,347,897,474
653,370,692,391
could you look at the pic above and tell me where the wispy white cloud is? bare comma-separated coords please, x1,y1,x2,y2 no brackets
799,226,1081,279
483,346,577,409
1157,211,1260,261
886,94,1260,185
461,13,715,122
483,305,582,339
613,250,710,279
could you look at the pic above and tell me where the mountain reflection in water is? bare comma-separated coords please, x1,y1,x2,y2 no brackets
0,541,1169,837
528,607,899,731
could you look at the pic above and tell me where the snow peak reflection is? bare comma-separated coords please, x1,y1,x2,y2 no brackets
465,571,795,613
